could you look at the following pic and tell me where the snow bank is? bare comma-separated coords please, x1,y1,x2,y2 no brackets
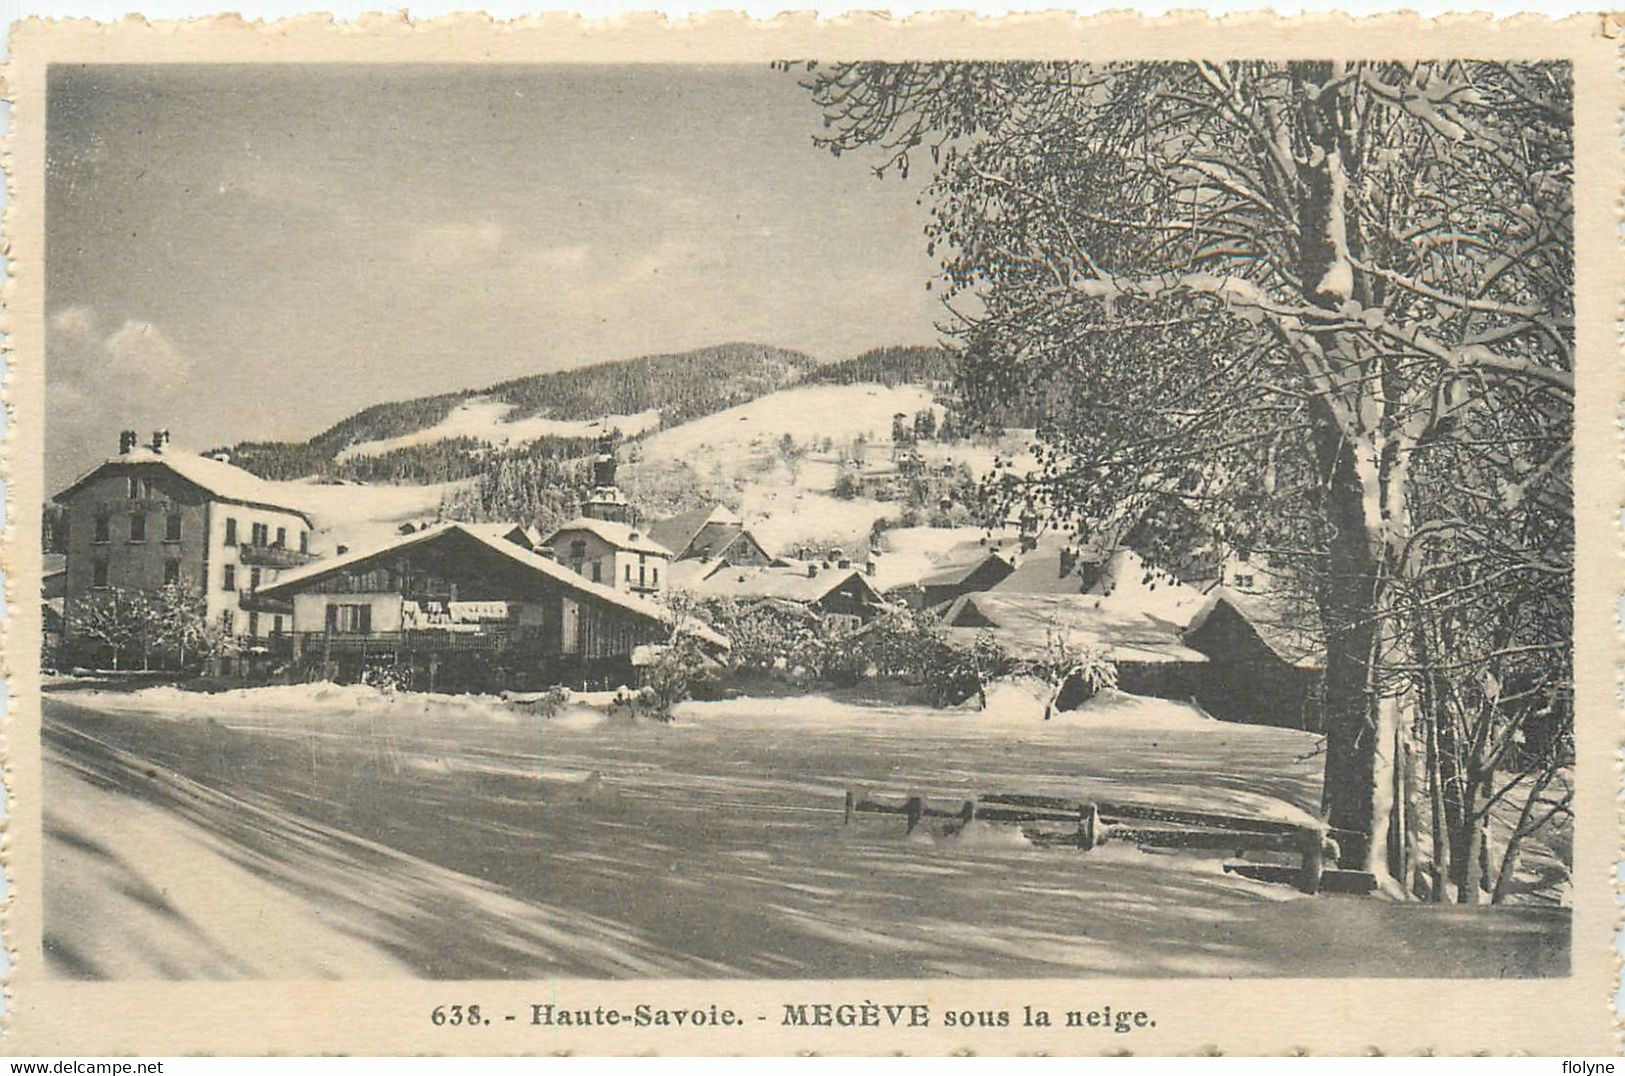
70,682,527,725
975,678,1053,722
1067,688,1219,730
674,685,1215,734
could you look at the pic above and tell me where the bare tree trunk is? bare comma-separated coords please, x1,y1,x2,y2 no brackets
1425,714,1452,901
1315,424,1396,876
1457,779,1483,905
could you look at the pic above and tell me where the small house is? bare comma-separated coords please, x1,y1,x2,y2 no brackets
647,504,775,567
1181,589,1324,731
540,517,673,597
942,591,1208,703
695,562,887,633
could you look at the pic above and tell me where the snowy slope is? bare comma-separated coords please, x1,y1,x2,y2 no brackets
334,396,661,461
263,476,465,552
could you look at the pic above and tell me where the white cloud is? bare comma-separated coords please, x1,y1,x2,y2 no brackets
515,243,592,274
406,220,508,266
49,304,99,339
102,320,192,384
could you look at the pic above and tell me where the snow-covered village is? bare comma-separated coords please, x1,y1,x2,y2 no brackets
37,60,1574,981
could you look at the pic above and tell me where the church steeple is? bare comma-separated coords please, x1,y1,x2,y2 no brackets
581,430,632,523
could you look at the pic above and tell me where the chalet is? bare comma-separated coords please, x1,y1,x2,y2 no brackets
647,504,774,567
1181,588,1324,731
695,562,888,633
255,521,727,691
942,591,1208,703
53,430,317,662
915,551,1015,609
540,517,673,597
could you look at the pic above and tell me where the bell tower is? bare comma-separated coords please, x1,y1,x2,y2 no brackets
580,430,632,523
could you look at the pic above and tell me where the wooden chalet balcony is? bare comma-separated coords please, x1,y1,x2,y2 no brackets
237,543,317,568
295,627,518,654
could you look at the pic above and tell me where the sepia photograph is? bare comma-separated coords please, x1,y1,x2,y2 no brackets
32,53,1579,993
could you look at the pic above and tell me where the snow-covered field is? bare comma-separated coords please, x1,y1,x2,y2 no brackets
43,685,1569,980
334,396,662,461
638,383,939,466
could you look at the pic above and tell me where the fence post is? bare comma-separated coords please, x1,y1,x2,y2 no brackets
844,789,855,826
1079,802,1101,851
1297,828,1325,895
904,795,924,834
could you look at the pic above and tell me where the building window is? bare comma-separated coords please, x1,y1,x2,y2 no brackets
272,615,284,635
299,531,309,554
93,513,110,543
128,512,146,543
127,476,139,499
223,565,236,592
251,522,269,547
163,559,180,586
1234,573,1255,590
224,518,238,546
248,567,262,591
651,567,659,587
275,526,287,548
165,513,182,542
247,612,260,639
625,563,632,582
92,558,109,588
326,603,371,633
592,561,602,583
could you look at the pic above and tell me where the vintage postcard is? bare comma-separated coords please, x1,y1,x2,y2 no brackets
0,13,1618,1056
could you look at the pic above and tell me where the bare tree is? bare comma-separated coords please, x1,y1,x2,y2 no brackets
790,60,1573,877
71,587,148,671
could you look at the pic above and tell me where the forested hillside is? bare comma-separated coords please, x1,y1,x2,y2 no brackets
213,343,821,482
800,344,954,388
487,342,819,429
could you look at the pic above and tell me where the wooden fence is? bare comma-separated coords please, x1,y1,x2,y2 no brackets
843,788,1372,896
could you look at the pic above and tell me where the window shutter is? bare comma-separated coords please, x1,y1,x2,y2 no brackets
325,604,338,631
358,605,371,634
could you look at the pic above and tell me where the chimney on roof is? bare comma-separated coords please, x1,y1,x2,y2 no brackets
150,429,170,454
865,559,876,576
208,450,232,463
118,430,138,455
807,563,818,578
336,544,349,555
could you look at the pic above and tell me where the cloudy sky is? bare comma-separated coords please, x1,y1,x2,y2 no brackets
45,63,942,487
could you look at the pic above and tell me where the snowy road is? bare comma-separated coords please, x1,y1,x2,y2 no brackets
42,686,1569,979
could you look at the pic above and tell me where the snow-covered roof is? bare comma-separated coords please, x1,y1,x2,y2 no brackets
1184,587,1323,669
665,556,727,592
55,447,315,525
541,517,673,557
918,550,1014,589
647,504,744,559
257,521,727,649
696,564,883,606
944,592,1207,665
